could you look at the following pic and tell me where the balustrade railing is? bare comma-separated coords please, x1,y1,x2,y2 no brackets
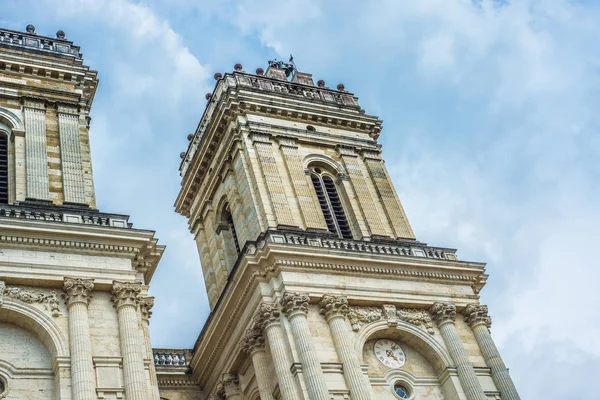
153,349,192,368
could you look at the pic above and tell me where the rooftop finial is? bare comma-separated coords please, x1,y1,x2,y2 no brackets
56,30,66,40
267,56,296,78
26,24,36,34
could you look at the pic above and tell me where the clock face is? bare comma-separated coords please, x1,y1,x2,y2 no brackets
374,339,406,369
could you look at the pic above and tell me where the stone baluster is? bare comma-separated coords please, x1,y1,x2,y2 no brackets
430,303,487,400
63,277,97,400
281,292,330,400
254,303,301,400
320,295,373,400
462,304,521,400
220,373,242,400
140,297,161,400
111,281,148,400
241,328,275,400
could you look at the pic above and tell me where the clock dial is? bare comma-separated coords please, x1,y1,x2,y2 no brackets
374,339,406,369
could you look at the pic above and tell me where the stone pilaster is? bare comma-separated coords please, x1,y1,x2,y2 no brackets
320,295,373,400
241,328,274,400
111,281,148,400
221,373,242,400
57,103,86,203
463,304,520,400
430,302,487,400
281,292,330,400
140,297,161,400
62,277,96,400
23,98,49,199
254,303,300,400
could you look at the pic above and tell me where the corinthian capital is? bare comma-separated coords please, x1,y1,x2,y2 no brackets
462,304,492,329
429,302,456,325
139,297,155,321
253,303,281,330
221,373,241,397
110,281,142,310
280,292,309,317
62,277,94,307
319,294,349,321
240,328,265,355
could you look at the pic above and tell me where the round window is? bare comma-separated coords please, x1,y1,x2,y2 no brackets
393,383,409,399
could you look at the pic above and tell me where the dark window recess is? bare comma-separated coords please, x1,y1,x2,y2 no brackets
322,176,353,239
224,206,240,254
0,134,8,203
311,170,353,239
312,174,337,234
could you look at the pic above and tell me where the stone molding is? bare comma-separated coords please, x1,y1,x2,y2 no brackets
2,284,60,317
62,277,94,307
347,304,434,334
22,97,46,110
140,297,155,321
110,281,142,310
319,294,349,321
430,302,457,326
0,234,139,254
253,303,281,330
462,304,492,330
240,328,265,354
280,292,309,318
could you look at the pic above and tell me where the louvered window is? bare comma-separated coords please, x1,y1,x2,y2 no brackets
223,204,240,255
310,168,353,239
0,133,8,204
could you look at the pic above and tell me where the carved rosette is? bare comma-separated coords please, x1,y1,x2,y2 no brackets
221,373,241,397
140,297,155,321
110,281,142,310
240,328,265,355
253,303,281,330
280,292,309,318
462,304,492,330
319,295,349,321
430,302,456,326
62,277,94,307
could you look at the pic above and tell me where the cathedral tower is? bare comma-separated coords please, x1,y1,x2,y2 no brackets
176,61,521,399
0,25,164,400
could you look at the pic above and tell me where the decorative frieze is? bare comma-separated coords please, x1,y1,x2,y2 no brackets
462,304,492,329
429,302,457,326
280,292,309,317
2,285,60,317
347,304,434,334
62,277,94,306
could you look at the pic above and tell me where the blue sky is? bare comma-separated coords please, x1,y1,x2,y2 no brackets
3,0,600,397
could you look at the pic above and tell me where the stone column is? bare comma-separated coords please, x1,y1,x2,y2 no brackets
281,292,330,400
220,373,242,400
463,304,521,400
111,281,148,400
430,303,487,400
140,297,161,400
241,328,275,400
254,303,301,400
320,295,372,400
63,277,97,400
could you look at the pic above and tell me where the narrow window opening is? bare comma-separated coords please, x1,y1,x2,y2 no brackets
0,133,8,204
310,167,353,239
223,205,240,254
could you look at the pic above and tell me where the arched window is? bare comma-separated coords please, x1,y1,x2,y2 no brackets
0,129,9,204
220,203,240,255
310,166,353,239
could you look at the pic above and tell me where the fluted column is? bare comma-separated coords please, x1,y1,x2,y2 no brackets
241,328,275,400
220,373,242,400
281,292,330,400
463,304,520,400
63,277,97,400
320,295,373,400
140,297,161,400
430,303,487,400
111,281,148,400
254,303,301,400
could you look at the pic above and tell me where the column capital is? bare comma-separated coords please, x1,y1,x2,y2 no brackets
280,291,309,318
319,294,349,321
241,328,265,355
62,277,94,307
221,373,241,397
140,297,155,321
462,304,492,329
430,302,456,326
253,303,281,330
110,281,142,310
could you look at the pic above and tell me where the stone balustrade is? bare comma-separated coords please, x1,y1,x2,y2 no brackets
0,27,81,59
153,349,192,368
0,203,131,228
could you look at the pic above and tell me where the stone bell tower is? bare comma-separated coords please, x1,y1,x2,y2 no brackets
176,60,521,400
0,25,164,400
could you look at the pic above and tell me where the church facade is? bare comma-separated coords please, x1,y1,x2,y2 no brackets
0,26,520,400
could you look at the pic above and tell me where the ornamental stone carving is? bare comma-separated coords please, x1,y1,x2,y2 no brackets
462,304,492,329
3,285,61,317
62,277,94,306
0,281,4,307
110,281,142,309
430,302,456,325
221,373,241,397
140,297,155,321
280,292,309,317
240,328,265,354
319,294,349,320
346,304,435,334
253,303,281,330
